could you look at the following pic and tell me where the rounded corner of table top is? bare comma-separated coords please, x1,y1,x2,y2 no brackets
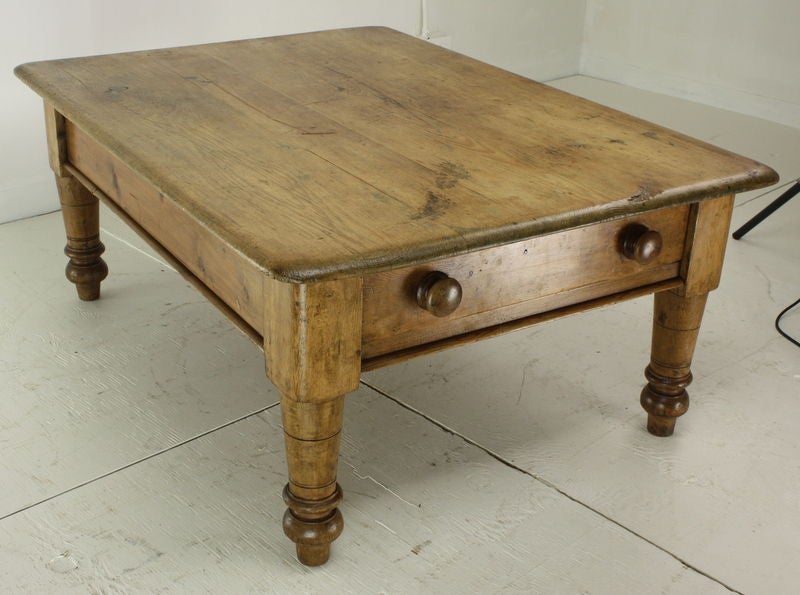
13,61,31,81
750,163,780,188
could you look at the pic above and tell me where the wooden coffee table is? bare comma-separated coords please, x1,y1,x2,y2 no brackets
16,27,777,566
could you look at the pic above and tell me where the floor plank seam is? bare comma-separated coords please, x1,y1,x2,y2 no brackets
360,379,745,595
0,402,279,523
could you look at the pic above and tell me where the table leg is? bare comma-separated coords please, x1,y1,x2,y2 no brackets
264,277,362,565
55,174,108,300
641,289,708,436
281,394,345,566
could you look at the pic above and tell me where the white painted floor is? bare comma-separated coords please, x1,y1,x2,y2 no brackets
1,75,798,594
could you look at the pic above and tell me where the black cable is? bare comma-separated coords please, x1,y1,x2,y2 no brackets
775,296,800,348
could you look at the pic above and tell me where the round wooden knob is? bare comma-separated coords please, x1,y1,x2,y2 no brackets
416,271,462,317
620,224,663,264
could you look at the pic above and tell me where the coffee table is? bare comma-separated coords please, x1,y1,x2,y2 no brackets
16,27,777,566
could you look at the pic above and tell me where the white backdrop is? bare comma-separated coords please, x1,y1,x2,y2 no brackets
582,0,800,129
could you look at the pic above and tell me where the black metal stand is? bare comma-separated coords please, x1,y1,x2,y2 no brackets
732,181,800,239
733,179,800,348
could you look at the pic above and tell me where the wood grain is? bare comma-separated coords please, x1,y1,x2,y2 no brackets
263,279,360,565
264,277,362,402
362,205,689,357
15,27,777,281
43,103,67,177
54,174,108,301
65,121,265,333
679,195,735,297
361,278,683,371
642,290,708,436
45,104,108,300
640,197,733,435
281,394,345,566
65,164,262,347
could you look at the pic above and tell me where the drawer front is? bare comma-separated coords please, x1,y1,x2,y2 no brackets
362,205,690,358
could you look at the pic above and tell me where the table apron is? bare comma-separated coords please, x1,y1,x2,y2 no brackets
65,120,266,336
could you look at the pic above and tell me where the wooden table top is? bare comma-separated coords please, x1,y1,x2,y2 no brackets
16,27,777,281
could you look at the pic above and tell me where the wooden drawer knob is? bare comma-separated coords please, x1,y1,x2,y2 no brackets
416,271,462,317
620,224,663,264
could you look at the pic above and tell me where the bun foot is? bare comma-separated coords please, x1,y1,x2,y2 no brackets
640,367,690,437
295,543,331,567
645,413,677,437
66,252,108,301
282,484,344,566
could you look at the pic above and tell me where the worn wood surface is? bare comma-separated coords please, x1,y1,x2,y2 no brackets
264,278,362,401
361,278,682,371
679,195,735,297
15,27,777,282
43,103,67,177
65,121,264,332
54,174,108,301
641,290,708,436
362,205,688,357
281,394,345,566
263,278,361,564
46,103,108,300
65,164,262,347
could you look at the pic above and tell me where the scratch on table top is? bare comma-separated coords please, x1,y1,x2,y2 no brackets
627,183,653,203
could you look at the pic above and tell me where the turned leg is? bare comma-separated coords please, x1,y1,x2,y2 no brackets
281,394,345,566
55,174,108,300
264,277,362,566
641,289,708,436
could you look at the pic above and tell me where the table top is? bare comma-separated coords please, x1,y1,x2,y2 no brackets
16,27,777,282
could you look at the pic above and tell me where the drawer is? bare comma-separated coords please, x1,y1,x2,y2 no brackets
362,204,690,358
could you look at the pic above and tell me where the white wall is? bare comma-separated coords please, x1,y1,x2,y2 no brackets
581,0,800,129
2,0,586,223
426,0,586,81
